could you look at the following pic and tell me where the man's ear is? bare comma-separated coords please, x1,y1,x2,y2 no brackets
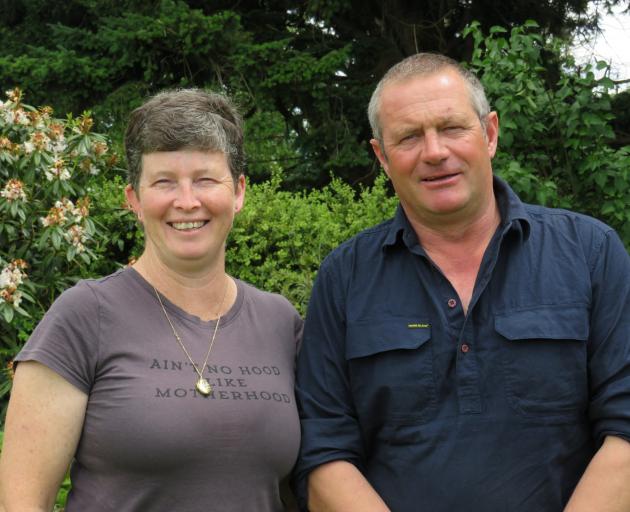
234,174,246,213
370,138,390,178
485,111,499,159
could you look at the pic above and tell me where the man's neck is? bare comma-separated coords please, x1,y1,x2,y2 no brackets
404,199,501,314
405,197,501,251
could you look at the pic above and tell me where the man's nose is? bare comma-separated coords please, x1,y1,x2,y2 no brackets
421,131,449,164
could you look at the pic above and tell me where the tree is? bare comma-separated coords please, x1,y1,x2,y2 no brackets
465,21,630,246
0,0,624,187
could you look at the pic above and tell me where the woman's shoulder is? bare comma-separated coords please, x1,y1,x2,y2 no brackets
235,279,303,349
50,267,142,318
236,279,301,319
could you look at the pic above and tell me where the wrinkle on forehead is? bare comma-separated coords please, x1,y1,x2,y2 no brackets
379,72,478,142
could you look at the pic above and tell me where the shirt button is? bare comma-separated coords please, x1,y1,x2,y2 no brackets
461,343,470,353
447,298,457,308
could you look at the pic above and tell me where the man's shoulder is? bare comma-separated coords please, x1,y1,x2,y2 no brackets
523,202,614,236
322,217,396,267
520,203,621,265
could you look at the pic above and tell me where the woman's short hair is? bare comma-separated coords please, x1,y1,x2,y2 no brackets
124,88,244,189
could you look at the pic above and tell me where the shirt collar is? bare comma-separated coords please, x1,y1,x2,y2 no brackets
493,175,531,241
382,175,531,252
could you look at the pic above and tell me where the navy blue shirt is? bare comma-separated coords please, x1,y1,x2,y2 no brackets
294,177,630,511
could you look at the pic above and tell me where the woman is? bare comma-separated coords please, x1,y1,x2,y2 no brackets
0,89,302,511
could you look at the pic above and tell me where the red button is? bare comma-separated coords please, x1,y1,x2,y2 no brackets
461,343,470,353
447,298,457,308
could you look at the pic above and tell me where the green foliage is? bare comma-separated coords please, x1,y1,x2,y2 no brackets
464,21,630,248
3,0,619,189
227,174,397,313
0,89,118,404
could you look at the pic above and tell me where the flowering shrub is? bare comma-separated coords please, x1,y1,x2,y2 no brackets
0,88,116,397
0,259,30,319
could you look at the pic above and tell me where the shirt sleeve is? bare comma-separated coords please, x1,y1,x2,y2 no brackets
587,228,630,444
293,259,365,510
15,280,100,394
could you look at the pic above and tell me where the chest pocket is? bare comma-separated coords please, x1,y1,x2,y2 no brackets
345,319,436,425
495,305,589,419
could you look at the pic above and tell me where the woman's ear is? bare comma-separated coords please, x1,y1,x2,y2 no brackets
124,184,142,221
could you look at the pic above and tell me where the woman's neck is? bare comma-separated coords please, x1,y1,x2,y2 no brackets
132,253,235,321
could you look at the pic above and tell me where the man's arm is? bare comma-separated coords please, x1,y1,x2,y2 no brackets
563,436,630,512
294,259,383,509
0,361,87,511
571,227,630,512
308,460,390,512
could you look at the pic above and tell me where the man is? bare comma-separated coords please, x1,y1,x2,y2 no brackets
294,53,630,511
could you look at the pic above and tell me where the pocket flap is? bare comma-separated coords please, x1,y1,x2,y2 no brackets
346,319,431,359
495,305,589,341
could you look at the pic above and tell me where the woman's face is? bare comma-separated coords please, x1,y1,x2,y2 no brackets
125,150,245,274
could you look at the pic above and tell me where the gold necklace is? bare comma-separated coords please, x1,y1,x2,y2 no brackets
153,279,229,396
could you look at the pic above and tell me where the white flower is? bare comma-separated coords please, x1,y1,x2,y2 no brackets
0,260,28,308
14,109,29,126
64,225,87,252
26,131,51,153
0,268,11,289
12,290,22,308
51,139,67,154
45,159,71,181
0,179,27,202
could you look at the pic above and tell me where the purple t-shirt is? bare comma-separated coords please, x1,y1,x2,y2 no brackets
16,268,303,511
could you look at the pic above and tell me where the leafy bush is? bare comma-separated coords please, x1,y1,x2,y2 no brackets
464,21,630,248
227,174,397,314
0,88,117,406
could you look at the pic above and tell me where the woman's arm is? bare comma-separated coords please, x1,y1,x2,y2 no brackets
0,361,88,512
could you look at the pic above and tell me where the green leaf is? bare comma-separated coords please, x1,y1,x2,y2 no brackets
1,307,14,324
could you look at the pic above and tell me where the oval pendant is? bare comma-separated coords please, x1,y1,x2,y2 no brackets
196,377,212,396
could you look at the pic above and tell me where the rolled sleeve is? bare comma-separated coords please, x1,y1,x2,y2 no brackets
587,229,630,444
294,261,365,509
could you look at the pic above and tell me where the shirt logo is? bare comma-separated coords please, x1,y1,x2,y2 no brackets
407,323,430,329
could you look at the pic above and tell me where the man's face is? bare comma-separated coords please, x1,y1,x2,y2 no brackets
371,69,499,228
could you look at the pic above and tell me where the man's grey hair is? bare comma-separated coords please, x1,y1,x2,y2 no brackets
124,88,244,190
367,53,491,144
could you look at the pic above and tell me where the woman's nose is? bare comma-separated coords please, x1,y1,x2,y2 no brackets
173,182,201,210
